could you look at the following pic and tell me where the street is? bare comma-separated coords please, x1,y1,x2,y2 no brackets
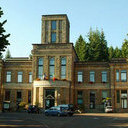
0,112,128,128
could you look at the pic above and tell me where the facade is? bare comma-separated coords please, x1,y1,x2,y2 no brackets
0,14,128,112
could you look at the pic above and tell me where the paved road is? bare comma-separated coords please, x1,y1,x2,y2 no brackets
0,112,128,128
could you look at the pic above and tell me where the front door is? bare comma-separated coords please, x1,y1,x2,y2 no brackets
45,89,55,109
45,99,55,109
90,92,95,109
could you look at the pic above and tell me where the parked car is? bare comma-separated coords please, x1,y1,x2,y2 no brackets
44,105,74,116
27,105,40,114
58,104,74,111
105,106,113,113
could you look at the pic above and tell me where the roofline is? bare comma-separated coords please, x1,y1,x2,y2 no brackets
42,14,70,25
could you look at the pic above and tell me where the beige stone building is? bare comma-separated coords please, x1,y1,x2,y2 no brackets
0,14,128,112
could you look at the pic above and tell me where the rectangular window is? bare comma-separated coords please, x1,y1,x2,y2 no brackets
116,70,119,82
38,58,43,79
61,57,66,79
77,91,83,105
51,21,56,30
29,72,32,83
121,70,127,82
102,91,108,99
28,90,31,103
18,72,23,83
51,32,56,43
17,91,22,102
90,71,95,82
77,72,83,82
117,90,120,103
6,71,11,82
49,58,55,79
102,71,107,82
5,90,10,101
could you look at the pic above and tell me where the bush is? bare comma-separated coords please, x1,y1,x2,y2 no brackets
19,102,27,108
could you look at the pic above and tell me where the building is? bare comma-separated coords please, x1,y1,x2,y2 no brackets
0,14,128,112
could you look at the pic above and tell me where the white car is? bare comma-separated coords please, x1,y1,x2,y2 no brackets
105,106,113,113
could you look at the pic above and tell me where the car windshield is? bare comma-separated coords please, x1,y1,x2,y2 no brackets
61,107,68,111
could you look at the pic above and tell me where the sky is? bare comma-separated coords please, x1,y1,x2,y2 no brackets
0,0,128,57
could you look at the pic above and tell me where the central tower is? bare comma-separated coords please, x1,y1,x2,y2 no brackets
41,14,70,44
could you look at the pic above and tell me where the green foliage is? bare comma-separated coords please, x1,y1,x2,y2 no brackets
75,29,128,61
75,29,109,62
88,29,109,61
114,47,122,58
5,49,11,59
0,7,10,56
122,34,128,58
19,102,27,107
108,46,114,60
75,35,86,61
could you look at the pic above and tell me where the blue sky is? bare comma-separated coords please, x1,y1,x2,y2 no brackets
1,0,128,57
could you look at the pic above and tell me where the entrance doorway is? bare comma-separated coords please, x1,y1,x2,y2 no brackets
90,92,95,109
45,89,55,109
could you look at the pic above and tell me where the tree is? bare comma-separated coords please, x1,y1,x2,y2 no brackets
0,7,10,56
75,35,86,61
87,29,109,61
5,49,11,59
0,54,3,59
108,46,115,60
114,47,122,58
122,34,128,58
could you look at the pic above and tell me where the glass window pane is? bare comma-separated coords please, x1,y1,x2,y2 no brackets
38,58,43,79
61,66,66,79
50,58,55,65
102,71,107,82
6,72,11,82
29,72,32,83
90,71,95,82
49,58,55,79
18,72,23,83
116,70,119,82
61,57,66,79
51,32,56,43
38,58,43,65
51,21,56,30
77,99,83,104
102,91,108,99
78,72,83,82
121,70,127,82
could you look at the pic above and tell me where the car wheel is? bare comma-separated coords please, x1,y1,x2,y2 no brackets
45,112,49,116
57,113,61,117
